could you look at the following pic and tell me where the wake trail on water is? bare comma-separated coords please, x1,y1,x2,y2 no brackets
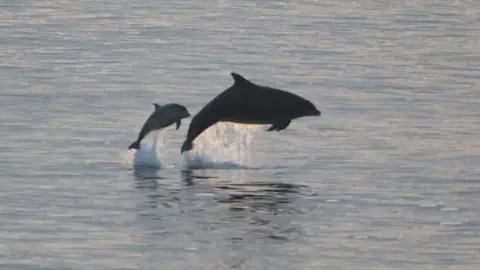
182,123,261,170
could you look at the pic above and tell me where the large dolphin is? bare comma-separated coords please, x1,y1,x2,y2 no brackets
180,72,321,153
128,103,190,150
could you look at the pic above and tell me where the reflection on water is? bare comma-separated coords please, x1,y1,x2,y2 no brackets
132,167,165,191
214,181,307,215
133,167,166,181
132,168,312,251
181,169,219,186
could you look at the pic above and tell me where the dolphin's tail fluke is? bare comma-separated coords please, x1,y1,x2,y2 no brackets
128,141,141,150
180,140,193,154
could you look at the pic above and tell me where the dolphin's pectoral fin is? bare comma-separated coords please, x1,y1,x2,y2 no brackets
267,119,291,132
276,119,291,131
175,120,181,130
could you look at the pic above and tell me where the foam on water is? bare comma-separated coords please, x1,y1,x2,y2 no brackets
182,122,261,170
121,130,167,169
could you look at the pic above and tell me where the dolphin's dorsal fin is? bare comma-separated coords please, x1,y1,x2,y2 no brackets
231,72,254,86
153,103,162,111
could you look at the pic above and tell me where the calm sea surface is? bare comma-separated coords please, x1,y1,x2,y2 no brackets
1,0,479,269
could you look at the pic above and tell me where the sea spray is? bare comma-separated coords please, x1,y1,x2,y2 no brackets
183,122,261,169
121,130,167,169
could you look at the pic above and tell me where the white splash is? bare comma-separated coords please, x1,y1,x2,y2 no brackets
182,122,261,169
121,130,168,169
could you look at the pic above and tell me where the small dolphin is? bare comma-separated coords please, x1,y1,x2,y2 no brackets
128,103,190,150
180,72,320,153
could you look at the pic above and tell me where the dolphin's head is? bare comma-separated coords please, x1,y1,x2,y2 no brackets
161,103,191,119
294,97,321,118
176,104,191,119
306,103,321,117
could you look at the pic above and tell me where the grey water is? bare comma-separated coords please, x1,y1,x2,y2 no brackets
1,0,479,269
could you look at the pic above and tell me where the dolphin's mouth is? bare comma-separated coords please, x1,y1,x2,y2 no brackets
311,110,321,116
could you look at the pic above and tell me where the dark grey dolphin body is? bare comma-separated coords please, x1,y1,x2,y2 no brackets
128,103,190,150
180,72,321,153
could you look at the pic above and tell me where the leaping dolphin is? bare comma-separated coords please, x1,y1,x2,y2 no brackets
128,103,190,150
180,72,321,153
